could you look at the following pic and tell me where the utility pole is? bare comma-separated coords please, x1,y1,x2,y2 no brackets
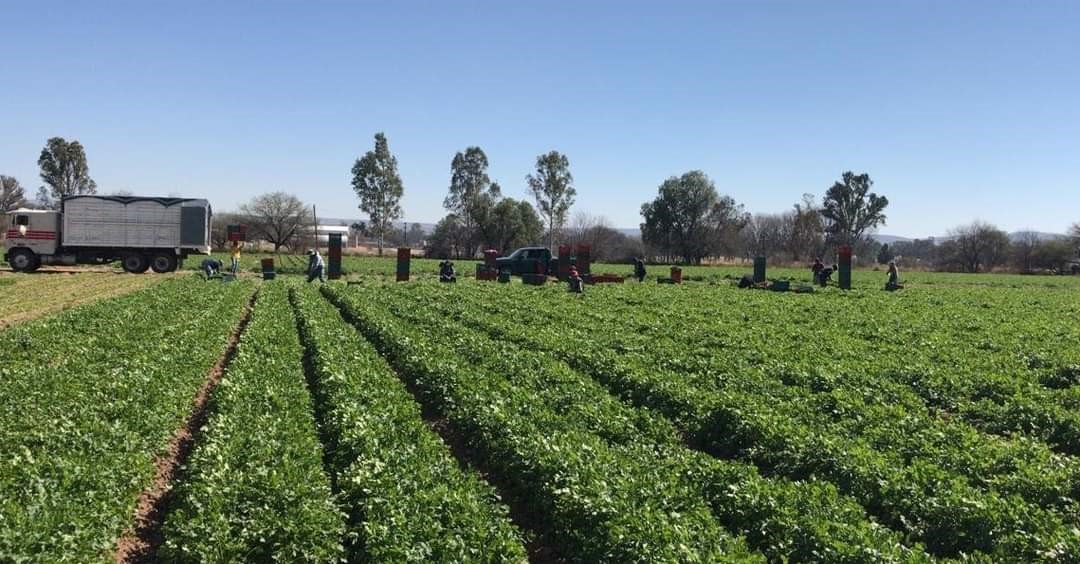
312,205,318,254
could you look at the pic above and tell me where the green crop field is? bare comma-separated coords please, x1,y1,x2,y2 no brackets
1,264,1079,562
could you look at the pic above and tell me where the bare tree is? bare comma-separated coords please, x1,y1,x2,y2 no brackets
788,193,825,262
0,176,27,212
1070,222,1080,257
1011,230,1042,272
947,221,1011,273
742,212,793,260
239,192,309,252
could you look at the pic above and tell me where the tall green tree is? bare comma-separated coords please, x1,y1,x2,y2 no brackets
474,197,544,254
37,137,97,208
820,171,888,247
526,151,575,249
424,214,469,259
351,132,404,256
0,175,27,212
640,170,747,264
445,147,499,257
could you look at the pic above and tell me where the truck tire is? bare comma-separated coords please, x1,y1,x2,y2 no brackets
150,254,178,273
121,254,150,274
8,249,40,273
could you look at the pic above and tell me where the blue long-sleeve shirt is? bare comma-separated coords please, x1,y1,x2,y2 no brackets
308,252,324,272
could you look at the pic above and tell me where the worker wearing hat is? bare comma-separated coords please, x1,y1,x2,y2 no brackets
306,249,325,283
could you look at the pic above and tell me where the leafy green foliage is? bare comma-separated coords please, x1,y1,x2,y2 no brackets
323,284,762,563
425,280,1080,559
289,285,527,562
349,284,937,562
160,284,345,563
0,278,253,562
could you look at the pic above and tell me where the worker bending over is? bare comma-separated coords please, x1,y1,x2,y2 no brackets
439,260,457,283
567,266,584,293
201,257,223,280
885,261,903,291
306,249,325,283
230,241,242,275
817,264,835,287
633,257,647,282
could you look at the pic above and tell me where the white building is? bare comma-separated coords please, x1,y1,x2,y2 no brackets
314,224,351,245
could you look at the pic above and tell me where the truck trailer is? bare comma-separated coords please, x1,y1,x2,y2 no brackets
3,195,212,273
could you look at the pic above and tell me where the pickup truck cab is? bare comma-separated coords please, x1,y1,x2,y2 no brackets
494,247,554,275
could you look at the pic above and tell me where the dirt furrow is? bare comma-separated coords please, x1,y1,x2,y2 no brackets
113,290,258,564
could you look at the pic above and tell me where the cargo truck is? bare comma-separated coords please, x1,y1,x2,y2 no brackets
3,195,212,273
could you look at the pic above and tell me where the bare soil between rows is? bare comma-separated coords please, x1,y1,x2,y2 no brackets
113,290,257,563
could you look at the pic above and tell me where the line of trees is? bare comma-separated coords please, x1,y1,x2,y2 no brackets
640,170,890,266
890,223,1080,273
5,134,1078,272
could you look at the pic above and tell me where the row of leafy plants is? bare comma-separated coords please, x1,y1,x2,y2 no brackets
288,285,528,562
160,284,345,562
0,278,254,562
325,284,937,563
455,282,1080,509
407,281,1079,559
571,281,1080,454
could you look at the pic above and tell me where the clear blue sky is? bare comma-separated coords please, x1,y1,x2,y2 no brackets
2,1,1078,236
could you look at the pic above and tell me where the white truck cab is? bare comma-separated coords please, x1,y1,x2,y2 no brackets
4,210,61,271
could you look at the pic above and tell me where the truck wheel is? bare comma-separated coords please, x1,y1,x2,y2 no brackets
8,249,39,273
150,254,178,273
121,254,150,273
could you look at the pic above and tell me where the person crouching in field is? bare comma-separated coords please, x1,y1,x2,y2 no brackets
633,257,647,282
201,257,222,280
230,241,242,275
439,260,457,283
568,266,584,293
306,249,325,283
885,261,903,291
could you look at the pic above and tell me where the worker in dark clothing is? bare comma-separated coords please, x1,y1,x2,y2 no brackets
201,258,222,280
811,258,824,282
633,258,647,282
818,266,834,287
567,266,584,293
885,261,902,291
439,260,457,283
306,249,325,283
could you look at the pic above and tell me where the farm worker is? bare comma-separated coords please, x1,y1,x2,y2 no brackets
201,258,222,279
818,265,834,287
306,249,325,283
230,241,242,275
567,266,584,293
633,257,647,282
439,260,457,283
885,261,902,291
811,258,824,282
